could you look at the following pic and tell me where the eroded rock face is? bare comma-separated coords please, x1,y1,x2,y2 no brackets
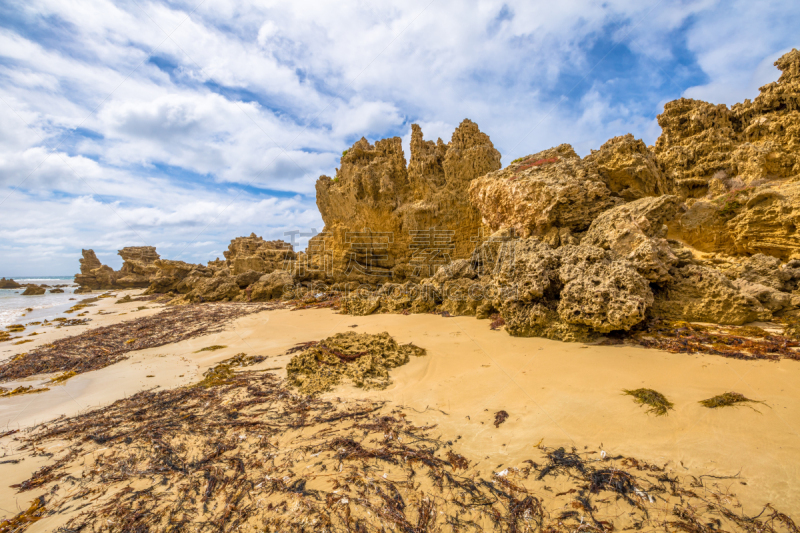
469,144,621,239
583,196,683,282
585,134,672,200
314,120,501,283
657,49,800,259
650,265,770,325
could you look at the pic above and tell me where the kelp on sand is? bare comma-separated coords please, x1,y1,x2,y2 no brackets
0,302,284,383
609,320,800,361
3,370,797,533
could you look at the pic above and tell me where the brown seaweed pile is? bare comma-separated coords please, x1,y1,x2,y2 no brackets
629,321,800,361
286,331,426,395
700,392,766,411
0,302,283,383
623,388,675,416
3,370,796,533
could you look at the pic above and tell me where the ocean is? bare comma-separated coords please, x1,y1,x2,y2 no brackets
0,276,82,329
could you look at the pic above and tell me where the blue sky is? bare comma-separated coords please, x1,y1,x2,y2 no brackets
0,0,798,276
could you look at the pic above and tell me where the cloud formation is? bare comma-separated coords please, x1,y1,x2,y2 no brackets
0,0,797,275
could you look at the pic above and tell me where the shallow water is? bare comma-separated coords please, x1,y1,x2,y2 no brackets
0,276,81,328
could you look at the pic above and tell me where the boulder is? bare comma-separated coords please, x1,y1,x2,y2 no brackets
584,133,672,200
22,285,46,295
251,271,294,301
48,288,65,294
235,270,262,288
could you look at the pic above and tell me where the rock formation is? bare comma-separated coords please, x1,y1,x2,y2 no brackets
74,247,160,291
658,48,800,259
140,234,295,303
0,278,21,289
68,49,800,342
224,234,294,275
332,49,800,341
22,285,46,295
313,120,501,283
469,144,621,243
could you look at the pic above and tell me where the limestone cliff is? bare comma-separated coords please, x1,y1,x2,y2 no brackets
313,119,501,283
657,49,800,259
336,49,800,340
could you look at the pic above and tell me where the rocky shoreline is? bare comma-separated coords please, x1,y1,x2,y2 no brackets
70,49,800,343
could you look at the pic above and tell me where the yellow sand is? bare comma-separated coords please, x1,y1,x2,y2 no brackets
1,296,799,519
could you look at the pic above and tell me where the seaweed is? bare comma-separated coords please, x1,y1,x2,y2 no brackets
700,392,766,411
49,371,78,384
0,496,46,531
195,345,227,353
0,302,282,383
193,353,267,388
623,388,674,416
632,320,800,361
494,410,509,428
1,385,50,397
3,370,796,532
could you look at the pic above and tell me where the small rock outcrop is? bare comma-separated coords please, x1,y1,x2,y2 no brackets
140,236,295,303
0,278,21,289
22,285,46,295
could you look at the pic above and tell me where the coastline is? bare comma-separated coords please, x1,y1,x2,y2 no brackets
1,298,798,521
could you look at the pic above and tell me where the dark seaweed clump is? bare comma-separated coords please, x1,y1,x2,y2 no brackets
624,388,674,416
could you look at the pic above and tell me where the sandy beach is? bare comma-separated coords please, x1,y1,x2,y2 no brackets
2,291,798,527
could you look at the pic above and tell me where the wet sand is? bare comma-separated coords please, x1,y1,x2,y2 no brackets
1,296,799,519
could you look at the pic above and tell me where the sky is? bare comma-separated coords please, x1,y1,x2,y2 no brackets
0,0,798,276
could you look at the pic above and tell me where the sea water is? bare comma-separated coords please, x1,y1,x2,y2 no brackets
0,276,82,329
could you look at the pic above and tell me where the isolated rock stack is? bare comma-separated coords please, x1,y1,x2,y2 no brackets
74,247,160,292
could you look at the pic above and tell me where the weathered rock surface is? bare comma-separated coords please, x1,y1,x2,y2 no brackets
585,133,672,200
583,195,683,282
469,144,621,240
140,236,295,303
0,278,21,289
650,265,770,325
314,120,501,283
657,49,800,259
491,239,653,339
250,271,293,301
